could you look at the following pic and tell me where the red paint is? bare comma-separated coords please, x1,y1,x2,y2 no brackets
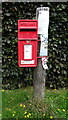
18,20,38,67
18,20,38,40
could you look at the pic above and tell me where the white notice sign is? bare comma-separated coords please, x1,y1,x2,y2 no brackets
42,57,48,69
21,60,34,64
36,7,49,35
36,7,49,69
24,45,32,59
40,34,48,56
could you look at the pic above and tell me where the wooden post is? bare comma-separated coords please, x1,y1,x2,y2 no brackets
33,58,46,100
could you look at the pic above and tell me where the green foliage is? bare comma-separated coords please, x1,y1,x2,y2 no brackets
2,2,68,89
2,87,67,118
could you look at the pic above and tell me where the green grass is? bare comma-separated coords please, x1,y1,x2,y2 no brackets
2,87,68,119
0,90,2,120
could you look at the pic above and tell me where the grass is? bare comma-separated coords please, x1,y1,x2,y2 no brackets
2,87,68,119
0,90,2,120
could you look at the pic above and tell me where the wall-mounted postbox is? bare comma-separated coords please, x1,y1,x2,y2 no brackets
18,20,38,67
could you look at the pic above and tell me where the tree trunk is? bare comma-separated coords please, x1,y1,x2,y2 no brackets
33,58,46,100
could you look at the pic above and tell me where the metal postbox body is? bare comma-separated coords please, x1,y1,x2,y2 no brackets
18,20,38,67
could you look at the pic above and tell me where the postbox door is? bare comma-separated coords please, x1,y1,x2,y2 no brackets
18,40,37,67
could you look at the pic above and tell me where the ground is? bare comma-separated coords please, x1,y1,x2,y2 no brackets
1,87,68,119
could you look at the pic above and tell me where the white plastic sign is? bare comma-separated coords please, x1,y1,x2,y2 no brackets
21,60,34,64
42,57,48,69
36,7,49,69
24,45,32,59
36,7,49,36
40,34,48,56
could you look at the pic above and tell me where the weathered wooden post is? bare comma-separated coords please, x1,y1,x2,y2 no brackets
33,58,46,99
33,7,49,100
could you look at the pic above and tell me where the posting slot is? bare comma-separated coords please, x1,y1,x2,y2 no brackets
20,28,37,32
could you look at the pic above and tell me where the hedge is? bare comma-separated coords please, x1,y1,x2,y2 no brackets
2,2,68,89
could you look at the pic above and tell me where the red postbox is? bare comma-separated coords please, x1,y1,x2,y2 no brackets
18,20,38,67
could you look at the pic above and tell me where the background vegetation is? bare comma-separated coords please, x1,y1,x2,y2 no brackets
2,2,68,89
